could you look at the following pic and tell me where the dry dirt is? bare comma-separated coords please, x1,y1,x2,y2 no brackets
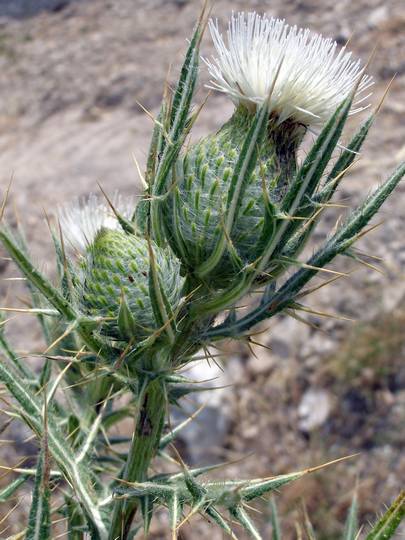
0,0,404,538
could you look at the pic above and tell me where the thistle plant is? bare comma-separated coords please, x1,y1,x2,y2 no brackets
0,5,404,539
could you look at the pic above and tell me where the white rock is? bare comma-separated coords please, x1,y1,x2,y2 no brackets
298,388,332,431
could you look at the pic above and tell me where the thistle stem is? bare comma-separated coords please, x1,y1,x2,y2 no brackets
108,375,166,539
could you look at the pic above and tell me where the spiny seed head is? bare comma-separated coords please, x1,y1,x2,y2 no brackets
205,12,373,127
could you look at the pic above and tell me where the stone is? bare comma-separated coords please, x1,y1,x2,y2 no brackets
298,388,332,432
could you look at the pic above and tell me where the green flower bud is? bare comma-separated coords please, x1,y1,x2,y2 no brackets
162,106,305,287
60,194,184,343
78,229,183,342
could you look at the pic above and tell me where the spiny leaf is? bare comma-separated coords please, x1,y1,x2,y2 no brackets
269,497,281,540
65,496,86,540
0,359,108,538
145,103,167,187
343,490,359,540
151,6,207,244
0,226,113,359
26,449,51,540
0,474,29,503
168,491,181,539
365,491,404,540
325,114,374,191
230,505,262,540
140,495,154,536
0,314,33,379
13,225,54,343
147,240,176,343
205,162,404,340
281,92,354,215
0,227,76,321
205,506,238,539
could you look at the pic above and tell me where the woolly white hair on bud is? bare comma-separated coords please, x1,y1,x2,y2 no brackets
205,13,374,127
59,192,135,253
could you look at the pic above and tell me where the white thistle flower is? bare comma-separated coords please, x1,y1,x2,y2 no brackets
205,12,373,127
59,192,135,253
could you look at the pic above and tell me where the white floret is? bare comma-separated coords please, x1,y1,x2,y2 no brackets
58,192,135,253
205,13,373,127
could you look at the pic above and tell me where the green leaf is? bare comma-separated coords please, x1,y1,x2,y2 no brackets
269,497,281,540
282,93,354,215
0,226,114,359
13,226,54,343
147,240,176,343
0,314,33,379
205,161,405,340
168,14,202,142
145,103,167,188
0,226,76,321
325,115,374,190
65,496,86,540
151,8,206,245
230,505,262,540
365,491,405,540
26,450,51,540
0,359,108,539
205,506,238,539
168,491,181,538
343,490,359,540
140,495,154,536
275,114,375,264
0,474,29,502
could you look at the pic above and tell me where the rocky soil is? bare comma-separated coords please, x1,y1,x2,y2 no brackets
0,0,404,538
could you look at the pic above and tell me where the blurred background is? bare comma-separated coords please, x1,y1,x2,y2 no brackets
0,0,404,537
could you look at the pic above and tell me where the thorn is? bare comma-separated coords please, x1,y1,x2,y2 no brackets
286,309,326,333
374,74,396,115
295,273,348,300
292,303,355,322
0,307,58,316
135,99,171,143
350,220,384,242
326,159,358,190
347,253,385,275
0,174,14,223
305,454,360,474
44,361,73,408
131,152,148,190
43,320,78,354
278,257,349,277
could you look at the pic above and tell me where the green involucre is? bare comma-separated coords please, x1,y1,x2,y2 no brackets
162,106,305,287
76,229,184,342
162,107,303,287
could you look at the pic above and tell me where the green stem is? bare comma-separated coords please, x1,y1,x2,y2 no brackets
108,376,166,539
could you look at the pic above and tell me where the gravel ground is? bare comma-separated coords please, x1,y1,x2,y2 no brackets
0,0,404,537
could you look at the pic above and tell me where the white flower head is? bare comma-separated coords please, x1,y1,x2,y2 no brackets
58,192,135,253
205,12,374,127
